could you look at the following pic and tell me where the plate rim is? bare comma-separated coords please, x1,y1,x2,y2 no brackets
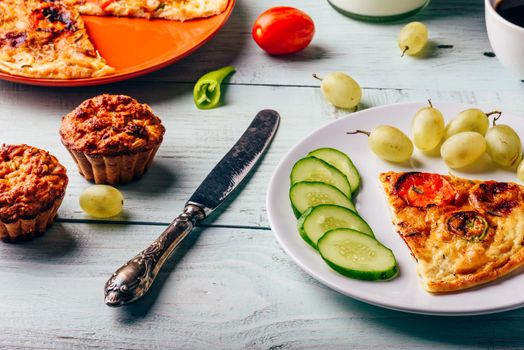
266,101,524,316
0,0,236,87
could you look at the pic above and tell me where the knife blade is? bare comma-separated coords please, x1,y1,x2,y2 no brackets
103,109,280,307
187,109,280,215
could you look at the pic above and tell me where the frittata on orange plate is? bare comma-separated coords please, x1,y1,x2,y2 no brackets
0,0,228,79
0,0,114,79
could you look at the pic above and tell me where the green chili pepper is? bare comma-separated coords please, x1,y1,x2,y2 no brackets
193,66,236,109
446,211,489,241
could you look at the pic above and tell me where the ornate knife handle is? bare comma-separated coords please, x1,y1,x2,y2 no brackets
104,204,205,307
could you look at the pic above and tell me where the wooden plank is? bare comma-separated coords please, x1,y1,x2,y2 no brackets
1,223,523,349
1,83,523,227
135,0,523,92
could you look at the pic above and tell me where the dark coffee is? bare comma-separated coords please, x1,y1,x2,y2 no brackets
496,0,524,27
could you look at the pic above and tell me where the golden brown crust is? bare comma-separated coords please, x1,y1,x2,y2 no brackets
380,171,524,293
0,144,68,223
70,0,229,21
0,0,114,79
59,94,165,156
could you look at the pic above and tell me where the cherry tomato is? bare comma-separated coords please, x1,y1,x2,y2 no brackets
395,172,456,208
252,7,315,56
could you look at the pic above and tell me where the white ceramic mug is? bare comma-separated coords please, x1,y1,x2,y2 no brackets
485,0,524,78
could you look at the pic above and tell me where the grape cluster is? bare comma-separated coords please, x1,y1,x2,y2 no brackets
349,102,524,181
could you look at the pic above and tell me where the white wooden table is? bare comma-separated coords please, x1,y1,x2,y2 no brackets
2,0,524,348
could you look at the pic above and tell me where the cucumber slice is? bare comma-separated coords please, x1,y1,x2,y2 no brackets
290,182,355,218
318,228,398,281
290,157,351,197
298,204,373,248
308,148,361,195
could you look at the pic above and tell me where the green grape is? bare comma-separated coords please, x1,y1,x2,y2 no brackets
485,124,522,167
80,185,124,218
369,126,414,162
411,101,445,151
350,126,413,162
444,109,493,139
517,159,524,182
398,22,428,56
315,72,362,109
440,131,487,169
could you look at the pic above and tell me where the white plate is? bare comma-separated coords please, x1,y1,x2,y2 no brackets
267,102,524,316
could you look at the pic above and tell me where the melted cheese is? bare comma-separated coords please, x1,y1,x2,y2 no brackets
380,171,524,292
419,209,524,289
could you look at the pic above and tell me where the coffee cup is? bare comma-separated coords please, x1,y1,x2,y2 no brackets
485,0,524,78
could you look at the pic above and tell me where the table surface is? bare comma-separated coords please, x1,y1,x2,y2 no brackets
2,0,524,349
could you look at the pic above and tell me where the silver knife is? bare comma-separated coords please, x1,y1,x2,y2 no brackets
103,110,280,307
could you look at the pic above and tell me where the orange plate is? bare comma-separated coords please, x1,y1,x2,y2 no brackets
0,0,235,87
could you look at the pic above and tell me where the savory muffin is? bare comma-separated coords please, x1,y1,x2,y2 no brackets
0,144,68,242
59,94,165,185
